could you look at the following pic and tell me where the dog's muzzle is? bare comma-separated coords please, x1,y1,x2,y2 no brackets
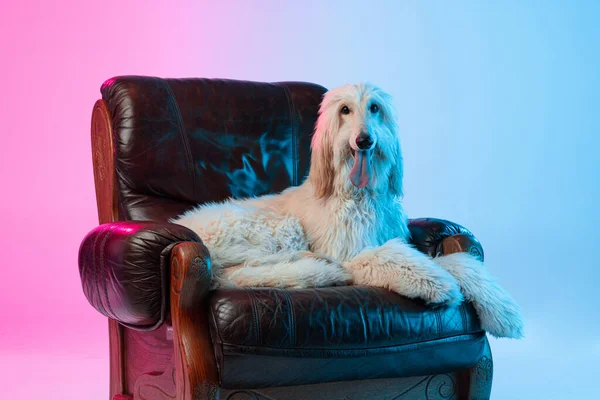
355,134,374,150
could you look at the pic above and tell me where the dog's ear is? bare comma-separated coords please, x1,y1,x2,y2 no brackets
388,139,404,197
310,127,335,199
310,108,336,199
383,98,404,197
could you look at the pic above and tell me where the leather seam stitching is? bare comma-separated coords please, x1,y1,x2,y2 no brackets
99,224,117,319
209,304,225,381
161,79,196,199
219,331,485,354
90,227,105,317
280,84,298,186
459,304,468,332
281,290,296,347
245,288,262,346
158,241,179,328
434,309,442,336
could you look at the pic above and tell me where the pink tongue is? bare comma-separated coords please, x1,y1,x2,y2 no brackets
350,150,371,188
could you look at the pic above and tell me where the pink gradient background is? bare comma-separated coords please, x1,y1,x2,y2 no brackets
0,2,371,398
1,1,598,399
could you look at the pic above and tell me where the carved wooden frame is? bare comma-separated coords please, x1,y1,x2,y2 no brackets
90,99,493,400
91,99,125,398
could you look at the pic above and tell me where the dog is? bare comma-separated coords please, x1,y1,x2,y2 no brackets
171,83,524,339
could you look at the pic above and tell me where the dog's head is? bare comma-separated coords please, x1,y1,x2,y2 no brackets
310,83,403,199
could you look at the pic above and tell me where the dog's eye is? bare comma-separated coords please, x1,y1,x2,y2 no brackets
340,105,350,115
370,103,379,113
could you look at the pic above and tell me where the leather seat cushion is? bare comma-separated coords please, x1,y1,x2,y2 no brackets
208,286,485,388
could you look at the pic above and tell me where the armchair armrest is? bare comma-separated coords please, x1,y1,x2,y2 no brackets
78,220,208,330
408,218,484,261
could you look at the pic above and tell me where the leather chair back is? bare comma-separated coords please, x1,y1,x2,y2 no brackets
100,76,327,221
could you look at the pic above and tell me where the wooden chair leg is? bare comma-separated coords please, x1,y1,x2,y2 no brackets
170,242,220,400
108,319,126,400
457,336,494,399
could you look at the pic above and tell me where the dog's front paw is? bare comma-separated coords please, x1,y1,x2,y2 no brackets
475,296,524,339
334,266,355,286
347,242,465,306
415,272,464,308
425,277,464,308
384,264,464,307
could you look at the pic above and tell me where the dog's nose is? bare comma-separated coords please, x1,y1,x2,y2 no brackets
355,134,374,150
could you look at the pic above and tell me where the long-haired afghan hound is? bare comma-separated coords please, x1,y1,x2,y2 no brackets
171,83,524,339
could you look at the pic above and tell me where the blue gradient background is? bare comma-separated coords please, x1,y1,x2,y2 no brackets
210,4,600,397
1,1,598,398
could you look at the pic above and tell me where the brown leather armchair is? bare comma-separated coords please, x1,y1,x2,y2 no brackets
78,76,493,400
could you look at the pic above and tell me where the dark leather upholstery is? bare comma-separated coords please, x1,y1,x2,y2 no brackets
211,287,481,351
78,221,201,330
219,333,486,388
408,218,484,260
210,287,483,388
100,76,327,222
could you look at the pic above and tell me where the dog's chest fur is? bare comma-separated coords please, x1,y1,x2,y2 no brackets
305,193,409,262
